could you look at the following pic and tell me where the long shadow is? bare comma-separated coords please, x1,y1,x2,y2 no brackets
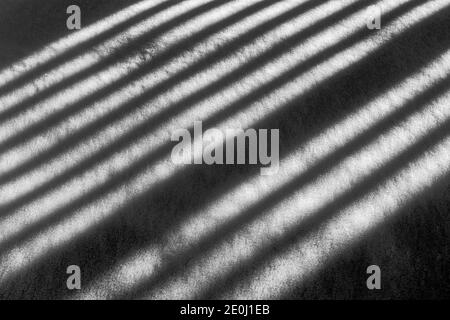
196,114,450,299
0,0,329,179
0,0,181,96
0,0,406,216
278,172,450,299
0,1,440,264
0,0,237,123
0,0,296,127
0,3,448,299
0,0,421,261
0,0,146,73
120,76,450,300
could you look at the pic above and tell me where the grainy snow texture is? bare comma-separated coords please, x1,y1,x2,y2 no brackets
0,0,449,299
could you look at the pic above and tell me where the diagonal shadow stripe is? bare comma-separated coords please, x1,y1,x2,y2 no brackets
0,0,324,173
195,112,450,300
75,10,450,298
276,170,450,299
0,4,447,299
0,0,236,124
0,0,287,148
0,0,442,262
0,0,440,264
0,0,146,71
119,76,450,300
0,0,407,214
0,0,177,96
0,0,418,262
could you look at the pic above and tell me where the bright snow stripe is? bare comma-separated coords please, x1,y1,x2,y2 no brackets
0,0,443,286
223,123,450,299
74,51,450,299
0,0,233,121
142,89,450,299
0,0,314,171
0,0,169,89
0,0,352,203
0,0,216,112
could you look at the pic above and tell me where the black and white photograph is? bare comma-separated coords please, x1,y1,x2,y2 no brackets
0,0,449,305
